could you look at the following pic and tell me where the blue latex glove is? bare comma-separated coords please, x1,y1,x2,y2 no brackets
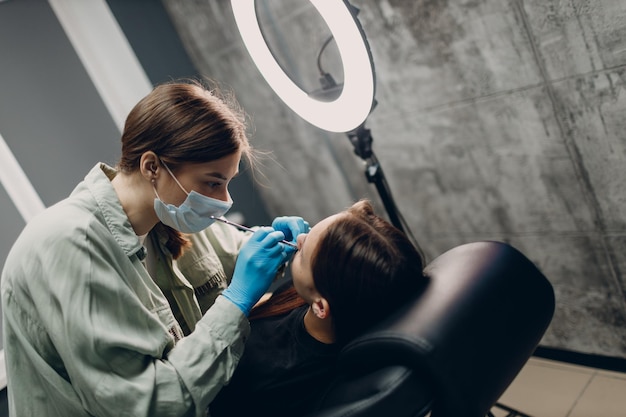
271,216,310,254
222,227,290,316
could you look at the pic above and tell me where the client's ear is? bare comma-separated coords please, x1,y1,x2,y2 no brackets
312,298,330,319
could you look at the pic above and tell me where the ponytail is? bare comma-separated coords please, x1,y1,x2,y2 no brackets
153,223,191,260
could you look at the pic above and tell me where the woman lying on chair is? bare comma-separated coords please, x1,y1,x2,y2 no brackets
209,199,428,417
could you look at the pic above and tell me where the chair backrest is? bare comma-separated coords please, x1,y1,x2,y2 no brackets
307,241,555,417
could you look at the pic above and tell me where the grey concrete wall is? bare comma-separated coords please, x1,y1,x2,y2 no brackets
163,0,626,359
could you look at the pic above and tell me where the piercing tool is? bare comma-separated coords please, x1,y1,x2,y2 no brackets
210,216,298,248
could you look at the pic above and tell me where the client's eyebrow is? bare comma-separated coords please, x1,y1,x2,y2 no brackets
300,235,309,263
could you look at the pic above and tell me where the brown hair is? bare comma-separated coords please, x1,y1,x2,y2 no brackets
117,78,254,258
249,200,427,345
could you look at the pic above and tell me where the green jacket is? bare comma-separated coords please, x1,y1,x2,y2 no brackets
1,163,252,417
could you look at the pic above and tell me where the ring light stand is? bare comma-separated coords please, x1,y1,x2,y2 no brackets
231,0,417,245
347,123,407,234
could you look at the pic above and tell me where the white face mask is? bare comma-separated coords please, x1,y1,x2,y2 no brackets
153,160,233,233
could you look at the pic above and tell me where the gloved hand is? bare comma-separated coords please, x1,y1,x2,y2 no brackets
222,227,290,316
271,216,310,254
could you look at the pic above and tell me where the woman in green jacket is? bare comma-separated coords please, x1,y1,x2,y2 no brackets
0,79,308,417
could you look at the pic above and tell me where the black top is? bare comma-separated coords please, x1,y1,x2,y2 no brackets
209,304,340,417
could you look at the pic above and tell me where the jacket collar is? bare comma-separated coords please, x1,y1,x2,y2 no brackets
85,163,145,259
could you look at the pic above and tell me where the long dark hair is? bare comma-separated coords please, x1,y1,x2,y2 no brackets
117,78,254,258
250,200,427,345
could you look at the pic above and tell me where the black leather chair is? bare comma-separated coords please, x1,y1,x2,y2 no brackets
307,241,555,417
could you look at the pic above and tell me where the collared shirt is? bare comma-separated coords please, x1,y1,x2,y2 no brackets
1,163,250,417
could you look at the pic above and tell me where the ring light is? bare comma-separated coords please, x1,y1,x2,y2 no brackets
231,0,375,133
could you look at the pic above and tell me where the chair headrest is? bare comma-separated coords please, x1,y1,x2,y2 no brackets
337,241,555,417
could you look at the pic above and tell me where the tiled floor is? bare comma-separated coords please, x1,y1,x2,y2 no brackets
492,357,626,417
